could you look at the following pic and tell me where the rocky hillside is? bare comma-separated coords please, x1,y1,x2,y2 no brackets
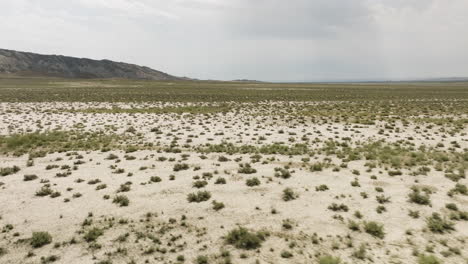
0,48,182,80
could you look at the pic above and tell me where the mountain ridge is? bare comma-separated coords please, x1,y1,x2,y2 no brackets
0,48,184,80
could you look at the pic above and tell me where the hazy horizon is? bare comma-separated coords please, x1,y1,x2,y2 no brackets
2,0,468,82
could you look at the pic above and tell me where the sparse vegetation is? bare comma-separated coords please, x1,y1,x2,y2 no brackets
1,78,467,263
318,255,341,264
225,227,267,250
31,232,52,248
363,221,385,239
113,195,130,207
282,188,298,201
426,213,455,233
187,191,211,203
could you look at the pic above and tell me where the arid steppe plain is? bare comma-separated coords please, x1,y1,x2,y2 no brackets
0,78,467,264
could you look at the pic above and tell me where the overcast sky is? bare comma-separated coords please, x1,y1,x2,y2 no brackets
1,0,467,81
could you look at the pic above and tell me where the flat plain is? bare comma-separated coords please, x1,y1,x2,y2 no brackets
0,77,467,264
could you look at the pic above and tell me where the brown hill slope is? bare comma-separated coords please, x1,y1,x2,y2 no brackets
0,48,183,80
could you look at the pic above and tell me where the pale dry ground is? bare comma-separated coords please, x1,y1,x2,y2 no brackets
0,102,467,264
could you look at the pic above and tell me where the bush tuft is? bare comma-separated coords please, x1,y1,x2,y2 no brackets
31,232,52,248
363,221,385,239
187,191,211,203
225,227,267,250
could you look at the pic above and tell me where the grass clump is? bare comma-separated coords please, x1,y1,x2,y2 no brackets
0,131,121,156
83,227,104,242
195,255,208,264
173,163,189,171
282,188,298,201
318,255,341,264
187,191,211,203
328,203,349,212
274,167,291,179
448,183,467,196
31,232,52,248
316,184,329,191
408,186,431,205
281,250,293,258
225,227,267,250
363,221,385,239
112,195,129,207
150,176,162,183
212,200,225,211
35,186,53,197
24,174,38,181
215,177,226,184
238,163,257,174
40,255,59,263
192,180,208,189
426,213,455,233
246,177,260,187
418,254,441,264
0,166,20,176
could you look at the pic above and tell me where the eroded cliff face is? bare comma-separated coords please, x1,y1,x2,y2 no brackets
0,48,181,80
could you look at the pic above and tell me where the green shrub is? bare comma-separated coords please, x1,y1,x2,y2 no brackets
40,255,59,263
113,195,129,207
117,184,131,193
426,213,455,233
376,195,390,204
388,170,402,176
96,184,107,190
274,167,291,179
106,153,118,160
328,203,348,212
218,156,230,162
310,163,323,171
83,227,104,242
282,188,298,201
350,178,360,187
363,221,385,239
173,163,189,171
445,203,458,211
195,255,208,264
150,176,162,183
449,183,467,196
246,177,261,187
408,187,431,205
212,200,225,211
315,185,329,191
409,210,420,218
225,227,267,250
318,255,341,264
238,163,257,174
0,166,20,176
35,186,53,197
31,232,52,248
418,254,440,264
348,220,360,231
50,191,61,198
193,180,208,189
24,174,38,181
281,250,293,258
187,191,211,203
215,177,226,184
352,244,367,260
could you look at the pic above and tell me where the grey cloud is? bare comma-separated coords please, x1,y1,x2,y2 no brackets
1,0,467,81
224,0,375,39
